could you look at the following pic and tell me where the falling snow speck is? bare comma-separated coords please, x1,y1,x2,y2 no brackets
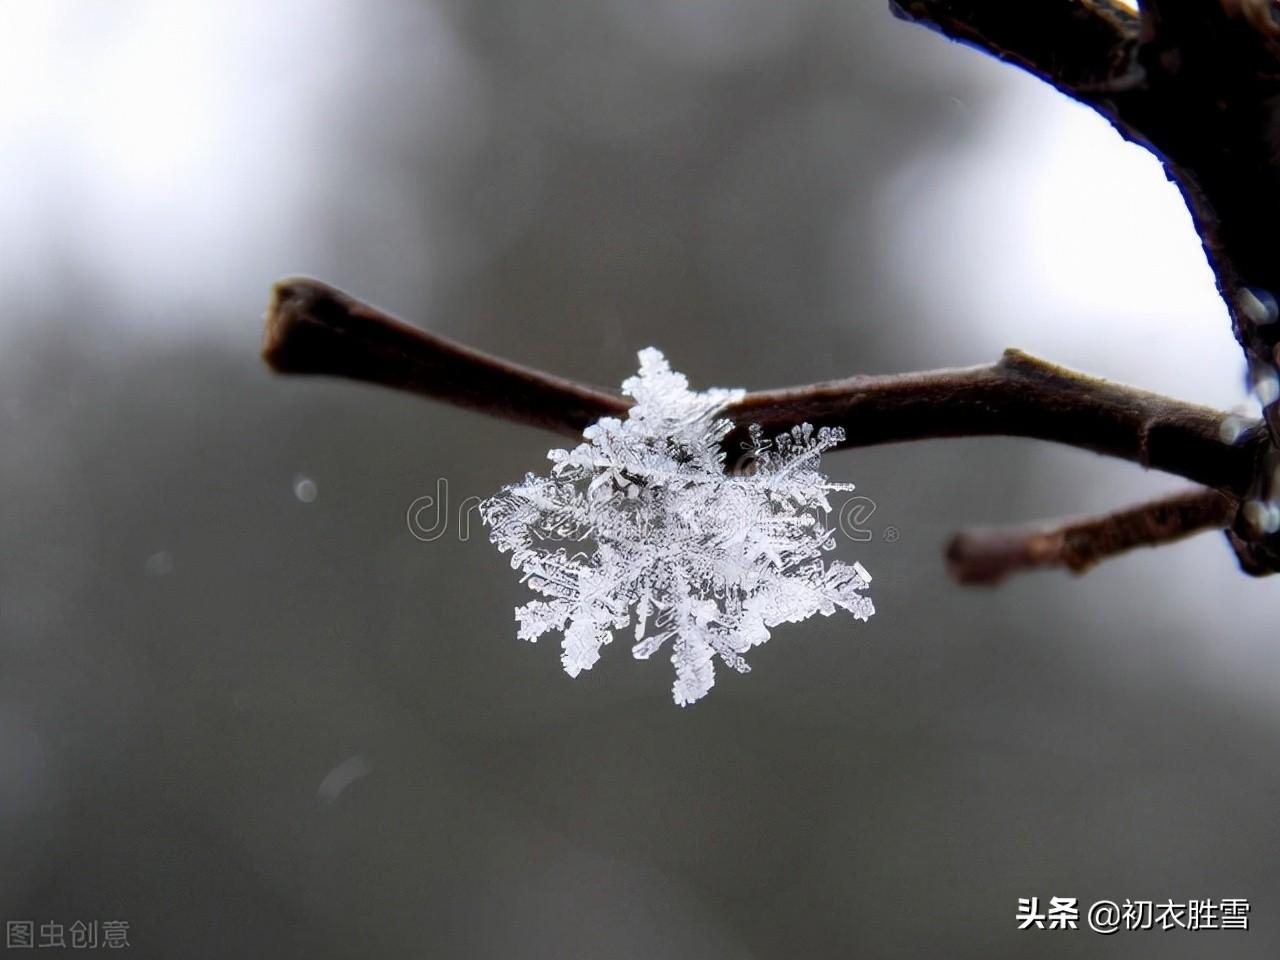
293,474,318,503
1239,286,1279,326
481,348,875,706
317,754,372,807
145,550,174,576
1249,365,1280,407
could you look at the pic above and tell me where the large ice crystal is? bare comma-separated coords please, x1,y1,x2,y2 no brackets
481,348,874,705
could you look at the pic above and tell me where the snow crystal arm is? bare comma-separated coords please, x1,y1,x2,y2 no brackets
262,277,1270,581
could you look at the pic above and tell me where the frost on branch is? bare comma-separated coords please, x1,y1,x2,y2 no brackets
480,348,875,705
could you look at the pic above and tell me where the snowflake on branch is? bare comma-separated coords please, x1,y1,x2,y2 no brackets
481,348,875,705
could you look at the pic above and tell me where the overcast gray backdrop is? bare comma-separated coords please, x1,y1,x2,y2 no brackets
3,1,1280,957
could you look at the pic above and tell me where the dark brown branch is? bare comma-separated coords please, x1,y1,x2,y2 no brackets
725,351,1260,493
264,277,1265,497
946,487,1237,585
264,278,628,436
890,0,1280,571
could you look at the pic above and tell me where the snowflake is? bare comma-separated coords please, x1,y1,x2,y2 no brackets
481,348,875,705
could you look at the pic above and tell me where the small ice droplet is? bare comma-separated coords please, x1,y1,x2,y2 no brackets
144,550,174,576
1266,503,1280,535
1250,367,1280,406
1219,413,1248,444
1243,499,1269,531
293,474,318,503
1238,286,1279,325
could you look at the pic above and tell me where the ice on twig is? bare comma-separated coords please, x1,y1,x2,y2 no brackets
481,348,874,705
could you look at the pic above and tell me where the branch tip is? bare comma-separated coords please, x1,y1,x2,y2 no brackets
946,488,1237,585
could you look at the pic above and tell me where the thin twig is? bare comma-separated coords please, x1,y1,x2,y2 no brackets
264,278,1264,496
264,278,627,435
946,487,1237,585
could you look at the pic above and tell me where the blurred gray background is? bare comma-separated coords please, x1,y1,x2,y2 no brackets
3,1,1280,957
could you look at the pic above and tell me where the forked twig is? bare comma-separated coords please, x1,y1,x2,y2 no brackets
264,277,1267,581
261,0,1280,584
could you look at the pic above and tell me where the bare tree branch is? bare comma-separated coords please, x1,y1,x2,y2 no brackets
264,278,1265,498
724,349,1262,492
946,487,1237,585
264,1,1280,582
264,278,627,436
890,0,1280,572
